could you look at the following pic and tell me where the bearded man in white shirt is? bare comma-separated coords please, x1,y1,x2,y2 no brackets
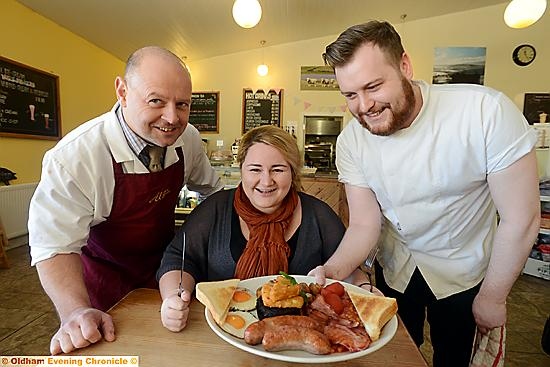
310,21,540,367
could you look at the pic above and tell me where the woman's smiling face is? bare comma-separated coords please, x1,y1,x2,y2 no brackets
240,142,293,214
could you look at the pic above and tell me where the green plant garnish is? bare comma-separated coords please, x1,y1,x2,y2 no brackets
279,271,297,285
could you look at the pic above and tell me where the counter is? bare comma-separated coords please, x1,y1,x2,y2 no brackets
302,175,348,226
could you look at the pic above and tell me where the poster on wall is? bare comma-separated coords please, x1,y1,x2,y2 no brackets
300,66,339,91
0,56,61,140
432,47,486,85
523,93,550,125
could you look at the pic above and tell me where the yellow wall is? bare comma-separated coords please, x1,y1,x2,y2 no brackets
0,0,124,184
189,4,549,156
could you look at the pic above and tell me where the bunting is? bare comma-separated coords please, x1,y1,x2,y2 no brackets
291,95,347,113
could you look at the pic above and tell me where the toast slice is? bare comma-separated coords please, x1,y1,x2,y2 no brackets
348,290,398,341
195,278,240,325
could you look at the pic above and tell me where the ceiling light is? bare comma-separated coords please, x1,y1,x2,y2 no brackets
257,64,268,76
504,0,547,28
257,40,268,76
232,0,262,28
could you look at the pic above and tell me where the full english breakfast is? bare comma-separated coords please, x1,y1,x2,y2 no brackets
195,273,397,356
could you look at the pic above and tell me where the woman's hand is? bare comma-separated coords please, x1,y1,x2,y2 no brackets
160,289,192,332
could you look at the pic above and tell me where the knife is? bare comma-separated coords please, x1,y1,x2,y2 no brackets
177,231,186,297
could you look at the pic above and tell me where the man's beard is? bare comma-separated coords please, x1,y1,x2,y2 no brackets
356,77,416,136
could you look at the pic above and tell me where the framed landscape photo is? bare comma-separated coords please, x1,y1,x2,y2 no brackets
432,47,486,85
0,56,61,140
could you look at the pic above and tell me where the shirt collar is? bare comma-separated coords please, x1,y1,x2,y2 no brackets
116,105,148,156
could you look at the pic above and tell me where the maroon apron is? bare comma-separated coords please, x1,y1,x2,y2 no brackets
82,148,184,311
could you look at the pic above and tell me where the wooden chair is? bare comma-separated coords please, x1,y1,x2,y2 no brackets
0,216,9,268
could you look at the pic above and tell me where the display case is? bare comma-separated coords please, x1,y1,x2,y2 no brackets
523,194,550,280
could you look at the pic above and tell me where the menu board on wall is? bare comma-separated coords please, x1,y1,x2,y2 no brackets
242,88,283,134
523,93,550,124
190,91,219,133
0,56,61,140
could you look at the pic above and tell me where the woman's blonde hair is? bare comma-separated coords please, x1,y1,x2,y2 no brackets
237,125,302,190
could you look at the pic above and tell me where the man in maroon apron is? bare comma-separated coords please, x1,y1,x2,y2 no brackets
82,147,184,311
30,46,221,355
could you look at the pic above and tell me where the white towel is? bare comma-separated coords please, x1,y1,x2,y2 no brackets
470,325,506,367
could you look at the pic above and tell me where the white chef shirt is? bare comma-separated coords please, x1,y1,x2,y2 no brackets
336,81,537,299
29,102,223,265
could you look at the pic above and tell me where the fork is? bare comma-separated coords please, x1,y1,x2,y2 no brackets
360,246,379,275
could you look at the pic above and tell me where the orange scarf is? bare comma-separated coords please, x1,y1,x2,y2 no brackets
233,184,299,279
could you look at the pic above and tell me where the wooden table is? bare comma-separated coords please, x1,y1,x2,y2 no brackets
69,288,428,366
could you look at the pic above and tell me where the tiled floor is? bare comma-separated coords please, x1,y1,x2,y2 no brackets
0,245,549,366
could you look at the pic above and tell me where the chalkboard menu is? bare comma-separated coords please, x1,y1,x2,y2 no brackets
523,93,550,124
190,91,219,133
242,88,283,134
0,56,61,140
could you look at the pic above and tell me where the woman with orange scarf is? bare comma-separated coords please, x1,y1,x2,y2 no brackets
157,125,346,332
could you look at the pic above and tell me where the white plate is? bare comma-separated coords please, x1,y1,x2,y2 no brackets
204,275,398,364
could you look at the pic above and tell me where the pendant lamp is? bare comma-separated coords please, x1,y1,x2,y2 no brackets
257,64,268,76
232,0,262,28
257,40,268,76
504,0,547,28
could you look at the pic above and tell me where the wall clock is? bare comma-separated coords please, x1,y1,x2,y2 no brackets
512,44,536,66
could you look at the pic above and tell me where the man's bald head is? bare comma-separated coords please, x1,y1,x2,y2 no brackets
124,46,190,86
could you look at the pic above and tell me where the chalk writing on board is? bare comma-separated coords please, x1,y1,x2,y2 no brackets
242,88,283,134
190,91,219,133
0,56,61,140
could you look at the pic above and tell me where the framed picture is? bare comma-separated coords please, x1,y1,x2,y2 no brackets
0,56,61,140
300,66,339,91
432,47,486,85
190,91,219,133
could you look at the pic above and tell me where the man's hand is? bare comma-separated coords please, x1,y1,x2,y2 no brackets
160,289,192,332
50,307,115,355
308,265,327,286
472,292,506,334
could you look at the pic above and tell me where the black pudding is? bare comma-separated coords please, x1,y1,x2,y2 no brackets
256,296,301,320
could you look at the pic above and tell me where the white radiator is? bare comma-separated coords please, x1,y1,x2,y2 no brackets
0,182,38,239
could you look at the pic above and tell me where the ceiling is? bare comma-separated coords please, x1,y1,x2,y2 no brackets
17,0,508,62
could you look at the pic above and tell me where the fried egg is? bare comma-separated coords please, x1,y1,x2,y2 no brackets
229,287,257,311
220,311,257,338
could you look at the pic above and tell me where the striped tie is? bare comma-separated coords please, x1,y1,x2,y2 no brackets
148,146,163,172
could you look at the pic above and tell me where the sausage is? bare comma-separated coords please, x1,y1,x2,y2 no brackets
244,315,323,345
244,320,266,345
262,325,332,355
